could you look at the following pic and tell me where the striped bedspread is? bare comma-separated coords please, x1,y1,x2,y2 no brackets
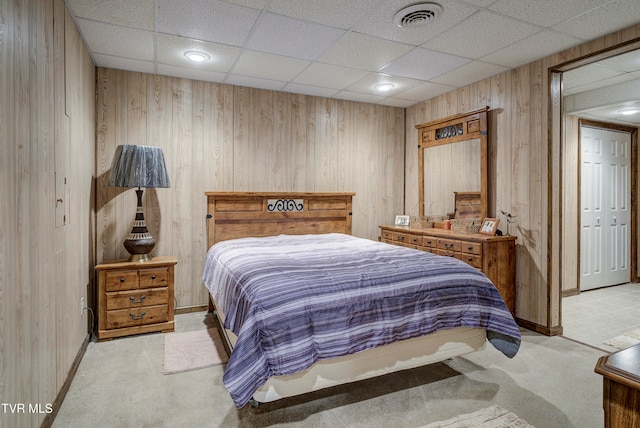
202,233,521,408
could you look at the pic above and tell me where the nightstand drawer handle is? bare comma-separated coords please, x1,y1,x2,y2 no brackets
129,311,146,320
129,295,146,303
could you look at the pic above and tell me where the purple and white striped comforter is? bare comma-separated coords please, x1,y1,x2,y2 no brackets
202,233,521,408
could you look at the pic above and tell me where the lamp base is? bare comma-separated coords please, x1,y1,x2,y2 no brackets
123,188,156,263
128,253,153,263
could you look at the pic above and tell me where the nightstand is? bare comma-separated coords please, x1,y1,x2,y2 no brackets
95,256,176,341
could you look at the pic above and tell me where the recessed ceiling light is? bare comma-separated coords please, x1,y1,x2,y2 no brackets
374,82,395,92
184,51,210,63
618,108,640,115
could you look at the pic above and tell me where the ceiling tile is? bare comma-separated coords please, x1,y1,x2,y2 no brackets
157,35,241,72
431,61,509,87
66,0,155,30
394,81,457,102
381,48,470,81
488,0,608,27
76,19,154,61
346,72,422,96
563,63,625,90
157,0,261,47
552,0,640,40
332,90,385,104
421,11,540,59
378,97,417,108
318,32,413,71
224,74,287,91
231,51,310,81
93,54,156,74
481,31,582,68
353,0,479,46
281,83,339,98
267,0,383,29
223,0,269,9
157,64,228,83
293,63,369,89
563,72,638,96
245,13,345,60
594,48,640,73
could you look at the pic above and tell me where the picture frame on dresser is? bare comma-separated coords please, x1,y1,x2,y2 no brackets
395,215,410,226
480,218,499,235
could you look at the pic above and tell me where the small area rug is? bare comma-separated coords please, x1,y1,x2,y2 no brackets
163,328,228,374
603,328,640,349
421,405,534,428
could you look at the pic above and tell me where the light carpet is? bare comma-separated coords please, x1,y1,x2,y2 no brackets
603,328,640,349
421,405,534,428
163,328,228,374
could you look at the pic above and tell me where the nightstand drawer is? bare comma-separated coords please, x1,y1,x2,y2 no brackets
106,305,168,329
139,268,169,288
106,288,169,310
105,270,138,292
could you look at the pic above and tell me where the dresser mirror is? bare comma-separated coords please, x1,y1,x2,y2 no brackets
417,107,489,221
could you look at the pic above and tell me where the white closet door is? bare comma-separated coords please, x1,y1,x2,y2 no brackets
580,126,631,291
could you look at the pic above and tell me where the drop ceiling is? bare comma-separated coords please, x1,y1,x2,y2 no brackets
65,0,640,109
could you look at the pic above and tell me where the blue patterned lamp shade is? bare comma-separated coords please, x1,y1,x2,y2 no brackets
107,145,170,262
107,145,170,188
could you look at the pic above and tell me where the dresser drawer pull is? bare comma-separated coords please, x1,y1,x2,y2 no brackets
129,295,146,304
445,243,455,249
397,236,405,241
426,240,432,245
151,275,156,280
120,277,125,283
129,311,146,320
467,246,473,250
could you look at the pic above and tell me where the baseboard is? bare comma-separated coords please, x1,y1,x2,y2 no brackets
516,317,563,336
175,305,208,315
40,333,91,428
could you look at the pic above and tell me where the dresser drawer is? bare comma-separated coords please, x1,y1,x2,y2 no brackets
438,239,461,252
423,236,437,249
105,288,169,310
461,241,482,255
393,232,412,244
381,230,393,241
105,304,169,329
438,249,462,259
105,270,138,292
461,254,482,269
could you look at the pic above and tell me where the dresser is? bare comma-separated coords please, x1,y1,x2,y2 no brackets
96,256,177,341
380,225,516,314
595,344,640,428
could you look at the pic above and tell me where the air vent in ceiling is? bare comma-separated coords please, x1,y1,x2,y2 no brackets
394,3,443,28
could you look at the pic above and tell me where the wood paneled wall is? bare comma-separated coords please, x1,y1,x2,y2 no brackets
406,24,640,332
95,70,406,309
0,0,95,426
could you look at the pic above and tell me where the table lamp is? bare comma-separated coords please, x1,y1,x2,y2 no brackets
107,145,170,262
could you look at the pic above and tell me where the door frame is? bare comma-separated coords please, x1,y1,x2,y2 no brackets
575,119,637,295
548,36,640,335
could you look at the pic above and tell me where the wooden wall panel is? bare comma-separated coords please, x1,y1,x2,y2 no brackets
1,0,95,426
95,71,406,309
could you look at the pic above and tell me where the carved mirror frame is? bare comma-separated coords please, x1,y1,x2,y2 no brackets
416,107,489,221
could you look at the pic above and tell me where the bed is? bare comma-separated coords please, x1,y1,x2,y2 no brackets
202,192,521,408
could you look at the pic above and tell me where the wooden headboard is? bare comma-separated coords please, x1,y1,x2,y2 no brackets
205,192,355,249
